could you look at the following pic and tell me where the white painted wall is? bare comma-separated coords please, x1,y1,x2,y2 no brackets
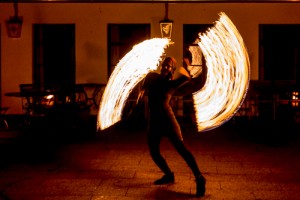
1,2,300,114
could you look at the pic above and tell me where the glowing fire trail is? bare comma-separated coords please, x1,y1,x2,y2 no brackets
97,38,170,130
97,12,249,133
194,12,250,132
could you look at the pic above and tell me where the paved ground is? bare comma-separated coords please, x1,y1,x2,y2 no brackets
0,116,300,200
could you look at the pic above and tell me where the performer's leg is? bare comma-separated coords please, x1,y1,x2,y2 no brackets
169,135,206,196
169,135,201,177
147,133,174,184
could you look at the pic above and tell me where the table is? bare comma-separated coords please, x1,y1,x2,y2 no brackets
76,83,106,109
0,107,9,130
5,91,55,116
5,83,105,116
5,87,94,131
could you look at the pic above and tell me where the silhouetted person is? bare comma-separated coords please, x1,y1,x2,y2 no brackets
140,56,206,197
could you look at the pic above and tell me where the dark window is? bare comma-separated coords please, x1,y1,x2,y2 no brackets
107,24,150,77
33,24,75,89
183,24,212,46
183,24,212,88
259,24,300,84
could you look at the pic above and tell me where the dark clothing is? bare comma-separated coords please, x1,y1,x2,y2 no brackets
143,72,202,178
144,73,188,140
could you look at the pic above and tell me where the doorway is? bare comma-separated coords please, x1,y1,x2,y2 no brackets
107,24,150,77
259,24,300,83
33,24,75,90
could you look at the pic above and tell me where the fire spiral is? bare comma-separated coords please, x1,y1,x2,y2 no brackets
97,38,170,130
194,12,250,131
97,12,250,132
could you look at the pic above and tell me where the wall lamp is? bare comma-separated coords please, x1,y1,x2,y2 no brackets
6,1,23,38
160,3,173,39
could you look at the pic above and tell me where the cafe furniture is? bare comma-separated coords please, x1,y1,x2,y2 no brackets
0,107,9,130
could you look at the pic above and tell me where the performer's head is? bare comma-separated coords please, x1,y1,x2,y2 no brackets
161,57,177,79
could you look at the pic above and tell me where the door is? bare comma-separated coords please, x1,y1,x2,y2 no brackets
108,24,150,77
33,24,75,90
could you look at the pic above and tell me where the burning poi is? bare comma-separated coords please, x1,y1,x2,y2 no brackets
97,12,250,132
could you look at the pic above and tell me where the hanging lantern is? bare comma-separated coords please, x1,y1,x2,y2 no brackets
6,1,23,38
160,3,173,39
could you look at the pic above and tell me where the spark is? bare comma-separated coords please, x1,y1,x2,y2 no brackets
97,38,170,130
194,12,250,132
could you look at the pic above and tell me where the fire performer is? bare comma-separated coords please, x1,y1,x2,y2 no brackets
139,55,206,197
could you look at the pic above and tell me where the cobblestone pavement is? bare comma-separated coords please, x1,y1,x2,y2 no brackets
0,118,300,200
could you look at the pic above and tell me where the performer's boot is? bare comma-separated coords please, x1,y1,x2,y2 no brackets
154,172,174,185
195,175,206,197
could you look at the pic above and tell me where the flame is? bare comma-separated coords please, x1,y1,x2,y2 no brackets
194,12,250,132
97,38,170,130
97,12,250,133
